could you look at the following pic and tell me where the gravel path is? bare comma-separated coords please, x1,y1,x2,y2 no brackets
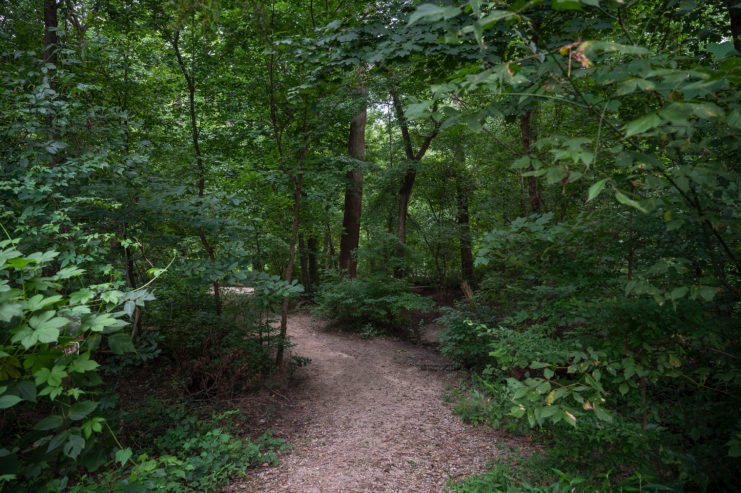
227,312,515,492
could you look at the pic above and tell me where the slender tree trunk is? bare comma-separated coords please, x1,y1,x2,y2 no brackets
299,234,311,293
727,0,741,54
276,175,303,366
339,84,367,278
172,30,221,315
308,236,319,287
521,109,542,214
455,148,475,287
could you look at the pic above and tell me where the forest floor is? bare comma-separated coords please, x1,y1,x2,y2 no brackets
226,311,524,492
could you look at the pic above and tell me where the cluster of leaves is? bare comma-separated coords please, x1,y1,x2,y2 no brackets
313,272,434,332
440,211,740,489
68,402,287,492
0,240,141,489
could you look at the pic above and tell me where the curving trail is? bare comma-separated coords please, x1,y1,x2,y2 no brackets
227,312,516,493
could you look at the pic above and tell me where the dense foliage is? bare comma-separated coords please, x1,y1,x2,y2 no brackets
1,0,739,490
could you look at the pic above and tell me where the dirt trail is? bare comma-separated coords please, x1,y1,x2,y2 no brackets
228,312,514,492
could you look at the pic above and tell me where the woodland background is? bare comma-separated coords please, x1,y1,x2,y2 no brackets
1,0,740,491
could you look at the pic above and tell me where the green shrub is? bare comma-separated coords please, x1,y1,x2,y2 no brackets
0,239,148,491
442,214,741,490
69,401,287,492
313,273,434,331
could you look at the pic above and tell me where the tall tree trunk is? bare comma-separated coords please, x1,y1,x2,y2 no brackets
454,147,475,287
172,30,221,315
728,0,741,54
43,0,58,68
339,84,367,278
521,109,542,214
389,85,440,277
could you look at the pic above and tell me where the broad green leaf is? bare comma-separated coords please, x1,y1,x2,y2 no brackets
63,434,85,459
624,113,661,137
68,400,98,421
115,447,133,467
587,179,608,201
0,303,22,322
69,288,95,305
0,395,22,409
54,266,85,279
615,191,648,213
408,3,461,25
23,294,63,312
34,415,64,431
108,333,136,354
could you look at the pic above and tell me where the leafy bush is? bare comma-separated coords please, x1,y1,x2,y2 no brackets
313,273,434,331
0,239,146,490
69,401,287,492
441,214,741,490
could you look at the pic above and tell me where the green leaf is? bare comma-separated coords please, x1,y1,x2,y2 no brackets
0,395,22,409
108,333,136,354
587,179,608,201
63,434,85,459
698,286,716,301
615,191,648,213
68,400,98,421
54,266,85,279
17,380,36,403
0,303,22,322
69,288,95,305
115,447,133,467
23,294,63,312
552,0,582,10
34,415,64,431
408,3,461,25
69,353,99,373
624,113,661,137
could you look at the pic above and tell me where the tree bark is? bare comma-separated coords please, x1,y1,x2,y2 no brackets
454,147,475,287
389,85,440,277
308,236,319,288
727,0,741,54
521,109,542,214
299,234,311,293
339,84,367,278
43,0,58,67
173,30,221,315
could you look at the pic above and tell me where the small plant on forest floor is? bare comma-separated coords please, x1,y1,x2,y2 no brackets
66,400,288,492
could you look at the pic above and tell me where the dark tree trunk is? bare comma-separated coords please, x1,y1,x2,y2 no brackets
521,109,542,214
308,236,319,288
389,85,440,277
299,234,311,294
339,84,367,278
43,0,58,67
728,0,741,53
173,30,221,315
455,148,475,287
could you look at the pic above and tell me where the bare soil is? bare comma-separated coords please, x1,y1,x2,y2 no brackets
226,311,520,493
